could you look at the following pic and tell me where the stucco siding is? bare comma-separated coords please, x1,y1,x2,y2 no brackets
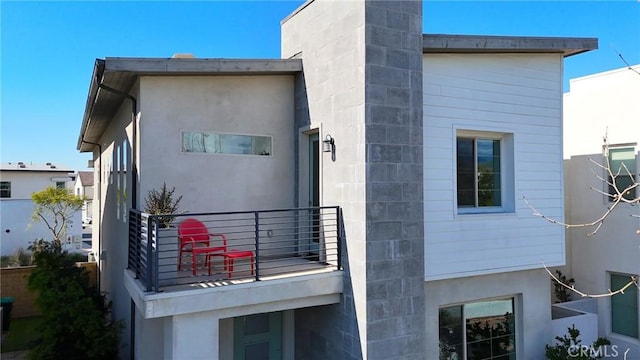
423,53,565,280
138,75,295,214
425,269,552,359
95,85,136,358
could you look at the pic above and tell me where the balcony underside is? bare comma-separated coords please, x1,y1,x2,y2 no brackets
125,263,343,319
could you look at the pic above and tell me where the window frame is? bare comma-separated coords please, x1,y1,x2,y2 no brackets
0,181,11,198
605,145,637,202
455,129,514,215
181,130,273,156
439,297,517,360
610,272,639,339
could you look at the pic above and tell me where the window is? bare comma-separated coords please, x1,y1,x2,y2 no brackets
182,131,272,156
0,181,10,198
456,130,514,213
607,146,637,201
56,181,66,190
611,273,638,338
440,298,516,360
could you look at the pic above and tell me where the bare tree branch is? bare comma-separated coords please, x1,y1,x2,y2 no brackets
544,264,639,298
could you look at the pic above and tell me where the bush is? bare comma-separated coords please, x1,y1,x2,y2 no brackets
545,324,610,360
28,240,121,360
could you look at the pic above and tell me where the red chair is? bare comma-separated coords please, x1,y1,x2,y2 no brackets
178,218,254,278
178,218,227,276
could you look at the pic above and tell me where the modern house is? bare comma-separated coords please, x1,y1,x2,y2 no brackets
0,162,81,255
76,1,597,359
74,170,94,224
563,65,640,359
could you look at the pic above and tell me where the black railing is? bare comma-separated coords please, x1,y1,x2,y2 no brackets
128,207,343,292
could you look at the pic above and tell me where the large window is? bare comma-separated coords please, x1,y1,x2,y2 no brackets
0,181,11,198
440,298,516,360
457,131,504,209
607,146,637,202
611,273,638,338
182,131,272,156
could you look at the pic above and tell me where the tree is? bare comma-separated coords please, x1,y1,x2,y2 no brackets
28,240,121,360
31,186,84,245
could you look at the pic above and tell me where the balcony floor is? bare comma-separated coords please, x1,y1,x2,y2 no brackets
157,257,337,293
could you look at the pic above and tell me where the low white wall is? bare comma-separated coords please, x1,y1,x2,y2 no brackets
552,302,598,346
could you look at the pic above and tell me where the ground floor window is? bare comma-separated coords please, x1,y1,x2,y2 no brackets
611,273,639,338
439,298,516,360
234,312,282,360
0,181,11,198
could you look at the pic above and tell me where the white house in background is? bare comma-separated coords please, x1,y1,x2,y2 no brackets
74,171,94,224
563,65,640,359
0,162,82,255
76,1,597,359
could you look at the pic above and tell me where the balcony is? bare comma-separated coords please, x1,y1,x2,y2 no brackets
127,206,343,293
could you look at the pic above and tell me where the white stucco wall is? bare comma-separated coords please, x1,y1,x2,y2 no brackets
423,53,566,280
563,65,640,159
1,199,82,255
563,65,640,357
1,169,81,255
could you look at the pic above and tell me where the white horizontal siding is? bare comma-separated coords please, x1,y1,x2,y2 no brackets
423,53,565,280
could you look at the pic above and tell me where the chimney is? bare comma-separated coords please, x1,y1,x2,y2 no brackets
172,53,195,59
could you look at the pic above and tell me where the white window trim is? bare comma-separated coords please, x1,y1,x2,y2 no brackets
609,271,639,340
603,143,638,204
455,128,515,215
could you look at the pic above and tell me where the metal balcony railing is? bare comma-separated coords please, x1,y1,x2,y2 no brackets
128,207,342,292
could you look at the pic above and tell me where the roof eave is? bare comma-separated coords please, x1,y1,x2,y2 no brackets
422,34,598,57
76,58,302,153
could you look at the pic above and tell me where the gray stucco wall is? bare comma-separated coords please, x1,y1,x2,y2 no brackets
283,1,425,359
425,269,553,359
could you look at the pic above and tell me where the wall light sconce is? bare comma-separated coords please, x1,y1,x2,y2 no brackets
322,134,336,161
322,134,335,153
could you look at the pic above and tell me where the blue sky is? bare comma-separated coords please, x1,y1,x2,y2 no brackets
2,1,639,171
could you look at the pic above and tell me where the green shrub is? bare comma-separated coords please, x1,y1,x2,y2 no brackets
545,324,610,360
28,239,121,360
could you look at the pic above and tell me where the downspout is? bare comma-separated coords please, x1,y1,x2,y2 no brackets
96,83,138,360
80,140,102,291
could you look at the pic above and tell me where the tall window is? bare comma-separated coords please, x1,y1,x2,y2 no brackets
440,298,516,360
611,273,638,338
607,146,637,201
457,136,502,208
0,181,11,198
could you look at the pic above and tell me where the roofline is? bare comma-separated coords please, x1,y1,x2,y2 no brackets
423,34,598,57
76,58,302,151
101,57,302,76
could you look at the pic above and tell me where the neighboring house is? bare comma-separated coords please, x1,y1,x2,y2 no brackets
0,162,82,255
76,1,597,359
563,65,640,359
74,170,94,224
